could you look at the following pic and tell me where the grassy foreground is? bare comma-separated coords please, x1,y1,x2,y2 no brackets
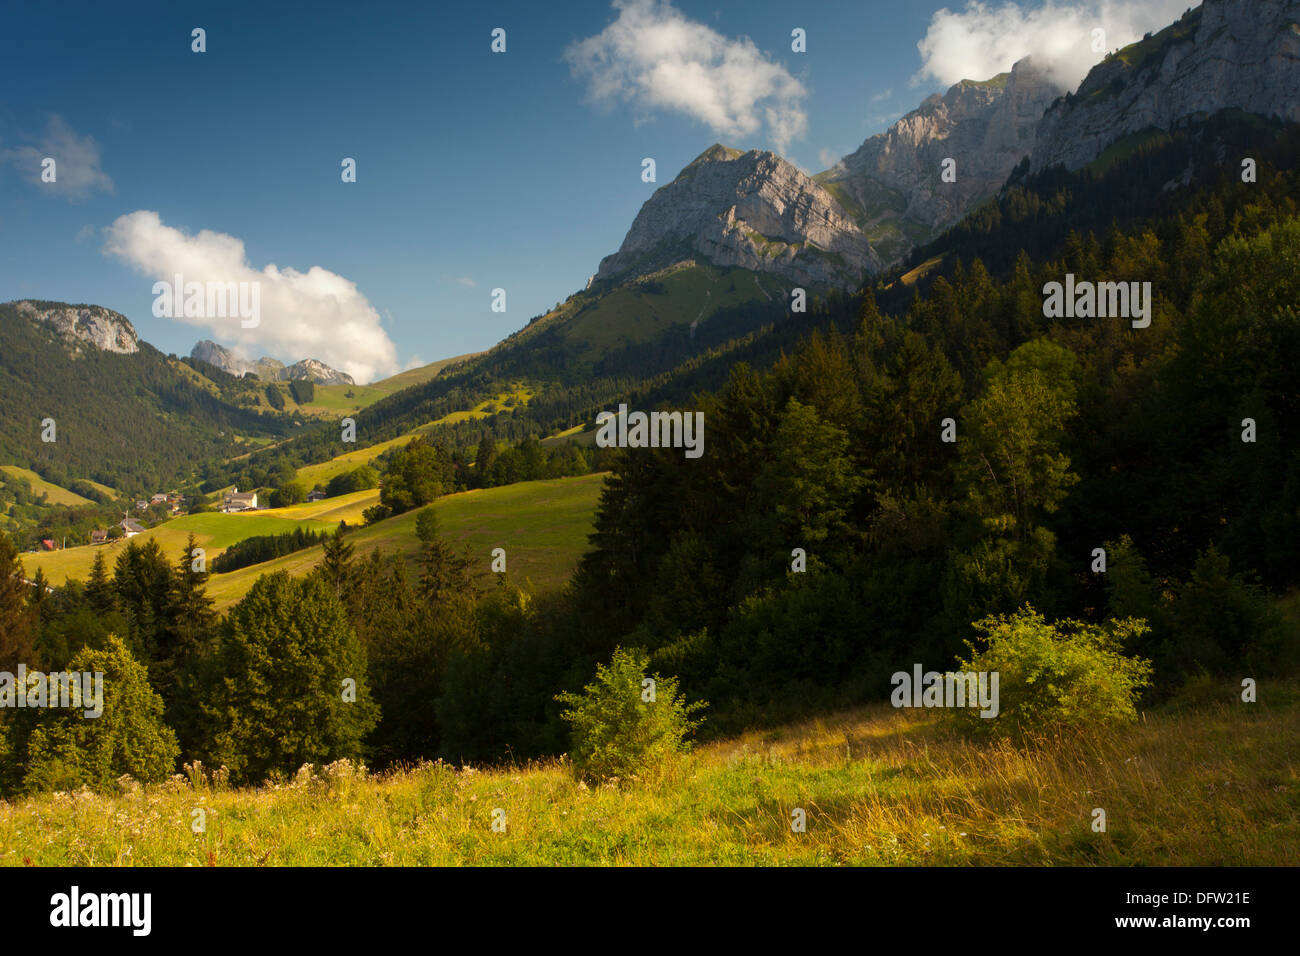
3,683,1295,866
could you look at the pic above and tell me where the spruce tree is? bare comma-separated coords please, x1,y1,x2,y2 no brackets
197,571,378,784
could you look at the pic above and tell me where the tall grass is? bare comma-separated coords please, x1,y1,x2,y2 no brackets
2,682,1295,866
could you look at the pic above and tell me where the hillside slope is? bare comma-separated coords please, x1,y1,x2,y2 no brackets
0,300,287,493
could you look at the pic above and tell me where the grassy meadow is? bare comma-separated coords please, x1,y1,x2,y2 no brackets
19,474,604,609
204,473,603,609
22,510,340,584
2,681,1294,866
0,466,96,507
292,384,535,488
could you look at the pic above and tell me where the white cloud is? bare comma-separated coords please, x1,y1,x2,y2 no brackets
565,0,808,152
915,0,1188,92
442,274,476,288
870,88,894,103
1,115,113,200
103,210,398,384
818,148,838,168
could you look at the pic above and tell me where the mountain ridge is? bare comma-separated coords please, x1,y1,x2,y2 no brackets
1031,0,1300,172
817,56,1065,263
594,145,881,291
191,339,356,386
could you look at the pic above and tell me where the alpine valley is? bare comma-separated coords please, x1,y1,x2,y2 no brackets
2,0,1299,870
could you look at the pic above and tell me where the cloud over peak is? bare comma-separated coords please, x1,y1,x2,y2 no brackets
915,0,1189,92
103,211,398,384
565,0,808,152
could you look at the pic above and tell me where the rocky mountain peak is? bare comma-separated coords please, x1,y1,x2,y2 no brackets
1030,0,1300,172
595,145,880,290
817,56,1064,264
190,340,354,385
13,300,140,355
286,358,355,386
191,339,241,373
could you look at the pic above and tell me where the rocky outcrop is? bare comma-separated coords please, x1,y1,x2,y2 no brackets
1031,0,1300,172
191,340,354,385
14,300,139,354
191,339,245,376
285,358,355,386
595,145,880,290
818,57,1063,261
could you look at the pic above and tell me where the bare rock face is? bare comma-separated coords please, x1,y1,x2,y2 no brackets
191,339,246,375
595,145,881,290
1031,0,1300,172
14,300,140,354
190,340,354,385
818,57,1064,262
286,358,355,386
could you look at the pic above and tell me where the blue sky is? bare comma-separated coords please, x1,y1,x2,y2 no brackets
0,0,1183,381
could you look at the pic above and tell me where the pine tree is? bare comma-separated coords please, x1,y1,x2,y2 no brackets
196,572,378,784
320,526,355,599
0,531,38,672
159,535,218,739
27,567,52,622
475,433,497,488
85,550,115,614
418,533,478,605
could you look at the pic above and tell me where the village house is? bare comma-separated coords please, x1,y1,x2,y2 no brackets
221,488,258,513
120,518,144,538
90,529,108,545
307,489,327,502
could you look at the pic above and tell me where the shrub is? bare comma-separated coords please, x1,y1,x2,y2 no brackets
556,647,705,783
949,606,1152,740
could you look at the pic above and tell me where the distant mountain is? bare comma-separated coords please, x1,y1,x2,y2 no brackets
817,57,1064,265
0,301,287,494
285,358,355,386
190,340,356,385
594,144,880,291
1031,0,1300,172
